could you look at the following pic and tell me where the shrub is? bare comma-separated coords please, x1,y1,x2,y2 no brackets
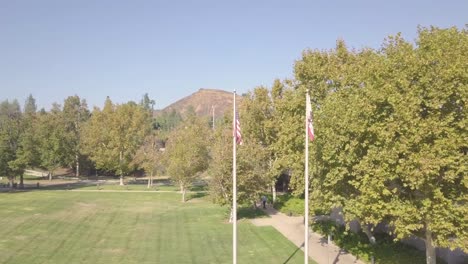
311,221,443,264
274,193,304,216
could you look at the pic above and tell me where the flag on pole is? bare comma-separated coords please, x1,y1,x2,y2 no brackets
234,111,243,145
306,93,315,141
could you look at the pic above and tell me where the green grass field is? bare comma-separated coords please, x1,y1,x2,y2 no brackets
0,190,309,264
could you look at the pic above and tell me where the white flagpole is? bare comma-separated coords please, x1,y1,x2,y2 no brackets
233,91,237,264
304,90,310,264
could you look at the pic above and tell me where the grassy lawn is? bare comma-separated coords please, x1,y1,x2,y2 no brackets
0,191,309,264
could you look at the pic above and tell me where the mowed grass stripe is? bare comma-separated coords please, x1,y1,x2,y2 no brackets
0,191,308,264
1,194,82,264
65,198,117,264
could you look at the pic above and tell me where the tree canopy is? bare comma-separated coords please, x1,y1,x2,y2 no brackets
293,26,467,262
165,114,210,202
82,97,151,185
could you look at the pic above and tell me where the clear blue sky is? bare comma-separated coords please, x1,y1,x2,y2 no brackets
1,0,466,110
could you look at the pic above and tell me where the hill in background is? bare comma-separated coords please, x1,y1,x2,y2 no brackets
156,88,243,118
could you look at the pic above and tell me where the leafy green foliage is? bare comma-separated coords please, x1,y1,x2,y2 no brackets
240,85,283,200
236,140,270,205
208,121,233,206
291,26,468,260
62,95,90,175
274,194,305,216
165,115,210,201
208,115,270,208
0,100,22,183
131,133,164,187
139,93,155,112
155,109,183,132
23,94,37,115
82,98,151,182
35,104,72,178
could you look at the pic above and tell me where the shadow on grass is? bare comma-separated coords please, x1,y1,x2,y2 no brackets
189,185,208,192
1,177,211,193
0,181,93,193
128,178,172,185
283,242,303,264
187,192,208,201
238,206,268,219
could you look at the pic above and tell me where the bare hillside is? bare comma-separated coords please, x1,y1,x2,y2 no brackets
157,88,243,118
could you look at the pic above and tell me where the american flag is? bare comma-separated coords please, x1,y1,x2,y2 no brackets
235,111,243,145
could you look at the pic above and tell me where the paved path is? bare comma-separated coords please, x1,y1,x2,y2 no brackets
251,206,365,264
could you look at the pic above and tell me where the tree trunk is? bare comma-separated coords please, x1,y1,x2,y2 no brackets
363,224,377,245
48,171,52,181
75,153,80,177
119,151,124,186
229,207,234,223
147,172,152,188
425,228,436,264
19,175,24,189
271,181,277,203
182,188,186,202
9,178,14,190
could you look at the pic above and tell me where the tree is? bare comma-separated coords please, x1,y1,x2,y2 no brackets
236,141,270,208
131,133,164,188
7,95,40,188
295,40,387,245
140,93,155,112
376,27,467,262
294,26,467,263
10,111,40,188
62,96,89,177
35,104,70,180
154,109,183,132
0,100,22,188
269,85,306,195
82,98,151,185
240,85,282,201
165,115,209,202
208,122,233,208
24,94,37,115
208,115,270,220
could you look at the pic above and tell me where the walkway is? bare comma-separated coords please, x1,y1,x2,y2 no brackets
250,206,365,264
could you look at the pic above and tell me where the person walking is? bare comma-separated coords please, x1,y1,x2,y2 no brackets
261,195,267,209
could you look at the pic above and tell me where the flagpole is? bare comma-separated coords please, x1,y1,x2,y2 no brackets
304,90,309,264
232,90,237,264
